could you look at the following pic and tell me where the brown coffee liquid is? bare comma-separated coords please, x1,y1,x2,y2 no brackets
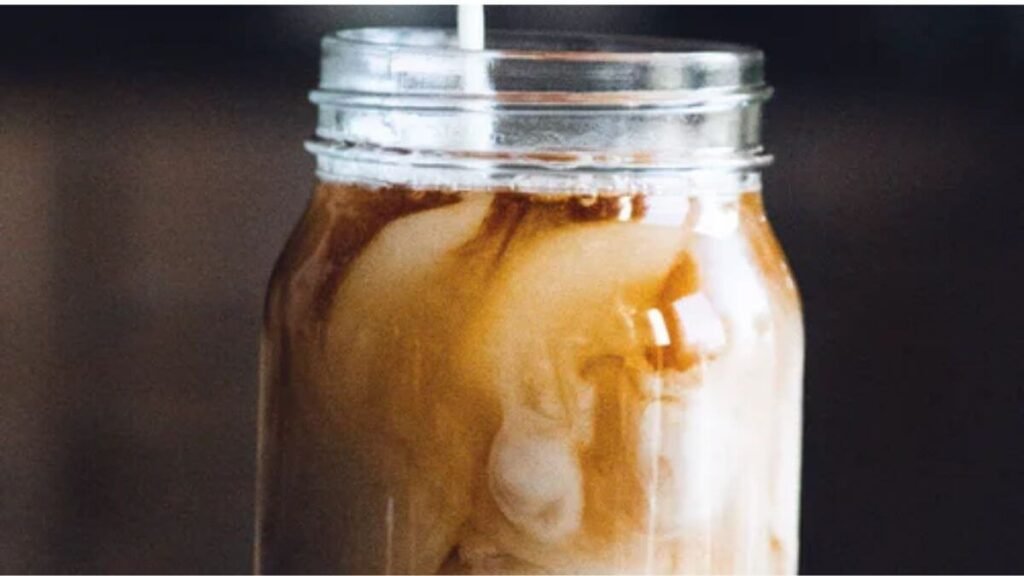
256,182,802,575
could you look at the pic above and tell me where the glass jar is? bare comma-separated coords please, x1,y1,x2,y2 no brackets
255,28,804,575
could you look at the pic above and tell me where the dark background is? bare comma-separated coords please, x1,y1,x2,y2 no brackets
2,6,1022,574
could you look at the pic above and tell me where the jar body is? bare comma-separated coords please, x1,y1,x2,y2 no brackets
255,177,803,574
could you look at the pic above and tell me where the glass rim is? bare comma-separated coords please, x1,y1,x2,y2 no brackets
310,27,772,186
328,27,763,63
319,27,768,102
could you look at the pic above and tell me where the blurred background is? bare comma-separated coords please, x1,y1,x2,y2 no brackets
2,5,1023,574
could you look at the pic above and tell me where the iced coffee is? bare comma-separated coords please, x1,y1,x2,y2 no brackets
255,28,804,575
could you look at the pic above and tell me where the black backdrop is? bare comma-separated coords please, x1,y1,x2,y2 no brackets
1,6,1022,574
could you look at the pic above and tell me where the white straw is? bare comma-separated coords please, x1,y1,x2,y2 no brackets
456,4,491,150
457,4,486,51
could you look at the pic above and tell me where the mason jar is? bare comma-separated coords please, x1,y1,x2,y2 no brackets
255,27,804,575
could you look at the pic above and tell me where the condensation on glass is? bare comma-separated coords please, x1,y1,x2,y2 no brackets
255,28,804,575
